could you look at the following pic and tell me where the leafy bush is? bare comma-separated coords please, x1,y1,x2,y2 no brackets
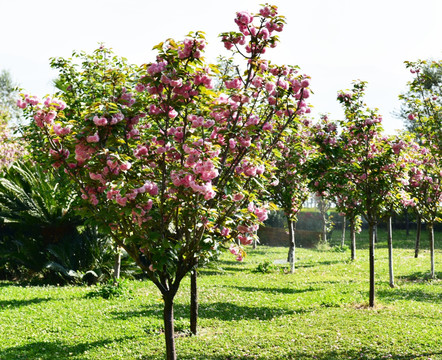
86,278,133,299
253,260,278,273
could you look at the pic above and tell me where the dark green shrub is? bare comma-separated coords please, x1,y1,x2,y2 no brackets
0,160,116,283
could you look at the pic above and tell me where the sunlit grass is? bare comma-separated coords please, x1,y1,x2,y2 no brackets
0,230,441,359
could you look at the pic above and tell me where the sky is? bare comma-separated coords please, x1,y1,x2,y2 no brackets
1,0,441,134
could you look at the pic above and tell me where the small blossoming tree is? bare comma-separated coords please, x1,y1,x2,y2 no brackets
21,5,310,359
310,81,409,306
403,140,441,279
337,81,410,304
308,115,362,261
400,60,441,279
268,119,313,273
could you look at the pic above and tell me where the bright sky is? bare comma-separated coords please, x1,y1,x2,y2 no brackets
1,0,441,134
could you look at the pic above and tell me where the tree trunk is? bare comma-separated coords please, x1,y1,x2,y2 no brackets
429,222,435,279
405,209,409,237
387,216,395,288
415,214,421,258
252,238,257,249
341,215,346,248
350,217,356,261
369,222,376,308
190,268,198,335
163,293,176,360
287,218,296,274
113,245,121,282
321,212,327,244
374,224,378,244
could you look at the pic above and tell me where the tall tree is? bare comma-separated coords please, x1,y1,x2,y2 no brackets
20,5,310,359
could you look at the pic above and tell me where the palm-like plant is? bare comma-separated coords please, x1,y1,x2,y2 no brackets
0,160,114,282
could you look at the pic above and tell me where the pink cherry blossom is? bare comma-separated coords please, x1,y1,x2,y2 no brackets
93,116,108,126
86,133,100,143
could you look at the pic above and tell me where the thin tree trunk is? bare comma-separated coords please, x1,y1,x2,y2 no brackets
387,216,395,288
190,268,198,335
113,245,121,282
415,214,421,258
321,212,327,244
405,209,410,237
341,215,346,248
374,224,378,244
350,217,356,261
369,222,376,308
163,293,176,360
429,222,435,279
252,238,257,249
287,218,296,274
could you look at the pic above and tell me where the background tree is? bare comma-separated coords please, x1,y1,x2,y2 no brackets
268,119,313,273
309,81,409,306
400,59,441,279
404,139,441,279
308,115,362,261
399,60,442,135
0,70,22,126
0,70,25,169
337,81,409,304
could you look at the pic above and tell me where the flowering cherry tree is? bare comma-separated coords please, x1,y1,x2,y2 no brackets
269,119,313,273
308,115,363,261
400,60,442,143
403,140,441,279
21,5,310,359
400,60,441,279
337,81,410,304
310,81,409,306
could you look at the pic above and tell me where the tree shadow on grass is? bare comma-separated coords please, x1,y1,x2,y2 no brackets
197,301,316,321
225,284,322,295
198,259,249,276
111,301,316,324
377,287,442,304
398,271,442,283
297,258,350,268
0,337,135,360
0,297,51,310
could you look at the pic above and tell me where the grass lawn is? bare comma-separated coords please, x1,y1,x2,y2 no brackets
0,229,441,359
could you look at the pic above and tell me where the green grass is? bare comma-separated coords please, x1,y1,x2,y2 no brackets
0,230,441,360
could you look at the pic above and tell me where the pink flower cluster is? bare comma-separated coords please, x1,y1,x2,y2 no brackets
247,202,268,222
229,244,244,262
147,59,168,75
75,143,96,164
33,109,57,128
16,94,41,108
179,38,206,59
171,170,216,200
53,123,71,136
236,160,265,177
